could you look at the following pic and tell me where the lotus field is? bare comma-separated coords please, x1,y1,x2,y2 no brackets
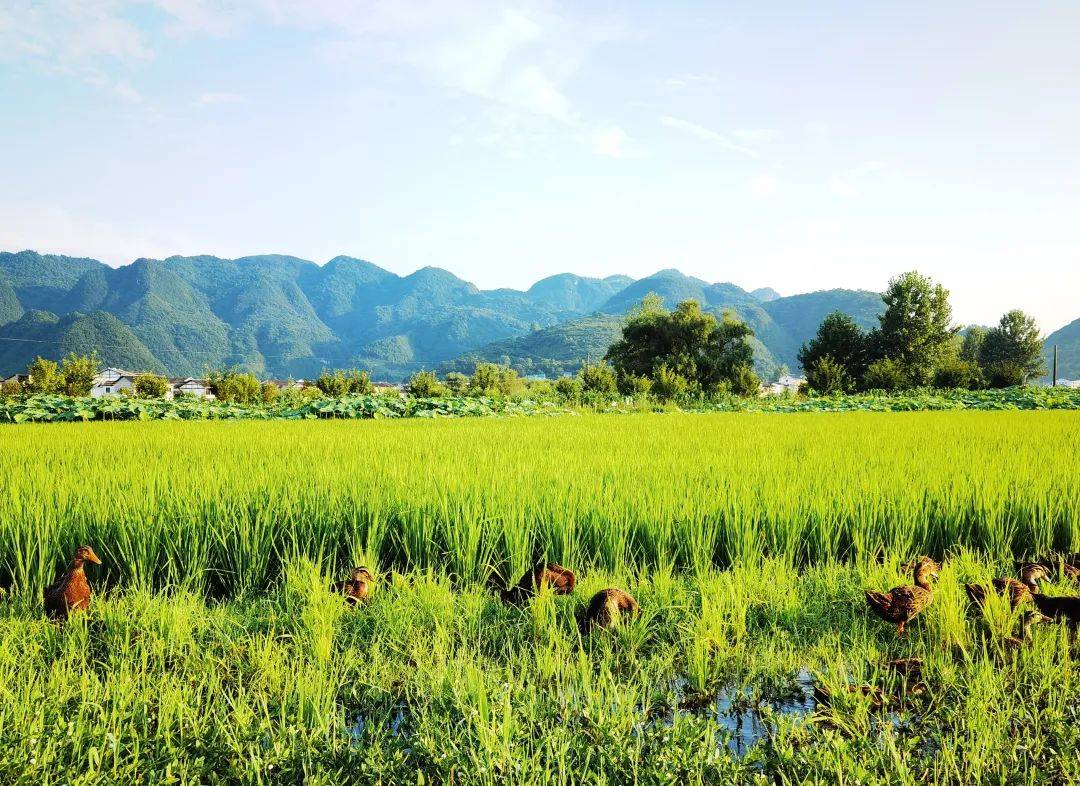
1,412,1079,783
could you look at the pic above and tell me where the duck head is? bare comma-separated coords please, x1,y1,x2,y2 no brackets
1019,563,1050,592
910,557,940,589
352,567,374,584
73,545,102,567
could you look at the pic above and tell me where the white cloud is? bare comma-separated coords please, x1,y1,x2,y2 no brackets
2,1,631,152
660,116,759,159
593,126,629,158
732,128,779,145
198,91,243,105
664,73,717,89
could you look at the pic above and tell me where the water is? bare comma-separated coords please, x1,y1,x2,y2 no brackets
347,705,410,746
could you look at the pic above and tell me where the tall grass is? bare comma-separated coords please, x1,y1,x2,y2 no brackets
1,412,1078,597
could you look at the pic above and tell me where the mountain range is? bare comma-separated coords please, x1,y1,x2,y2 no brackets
1,249,1071,382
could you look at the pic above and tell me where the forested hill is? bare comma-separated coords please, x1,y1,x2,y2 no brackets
0,249,972,381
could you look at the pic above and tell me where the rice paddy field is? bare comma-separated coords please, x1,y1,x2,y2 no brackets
2,412,1080,784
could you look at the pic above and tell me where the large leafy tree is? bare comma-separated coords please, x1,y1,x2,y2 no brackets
605,296,756,394
873,271,955,386
797,311,869,390
979,310,1046,386
60,352,99,397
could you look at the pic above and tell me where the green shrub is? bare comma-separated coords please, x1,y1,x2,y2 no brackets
862,358,907,392
805,355,851,395
553,376,582,402
134,374,170,399
578,362,618,396
651,364,689,402
406,371,447,398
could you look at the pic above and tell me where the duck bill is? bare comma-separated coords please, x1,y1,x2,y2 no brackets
86,549,102,565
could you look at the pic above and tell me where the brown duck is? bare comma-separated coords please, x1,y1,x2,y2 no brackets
43,545,102,621
965,564,1049,609
1001,609,1049,652
500,562,576,605
866,557,939,635
579,588,639,633
1031,592,1080,627
1015,556,1080,582
331,567,375,605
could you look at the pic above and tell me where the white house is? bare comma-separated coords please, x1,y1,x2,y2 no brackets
91,374,137,397
171,378,214,399
764,375,806,395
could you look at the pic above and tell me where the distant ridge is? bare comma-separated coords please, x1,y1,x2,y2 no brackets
7,248,1058,382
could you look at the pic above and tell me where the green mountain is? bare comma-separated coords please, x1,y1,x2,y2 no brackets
0,249,929,382
0,310,164,375
1044,318,1080,381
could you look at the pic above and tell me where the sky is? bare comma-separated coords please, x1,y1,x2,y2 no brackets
0,1,1078,331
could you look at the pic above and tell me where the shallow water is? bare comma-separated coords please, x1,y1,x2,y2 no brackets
347,705,409,744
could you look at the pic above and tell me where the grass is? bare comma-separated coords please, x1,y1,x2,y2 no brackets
2,558,1080,784
1,412,1078,594
1,412,1079,783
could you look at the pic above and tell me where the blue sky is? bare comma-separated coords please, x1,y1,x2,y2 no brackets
1,1,1077,330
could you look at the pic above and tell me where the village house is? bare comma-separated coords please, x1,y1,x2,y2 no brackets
91,374,138,397
763,374,807,396
170,378,214,399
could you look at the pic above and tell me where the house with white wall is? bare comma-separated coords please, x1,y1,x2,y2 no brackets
91,374,137,397
170,378,214,399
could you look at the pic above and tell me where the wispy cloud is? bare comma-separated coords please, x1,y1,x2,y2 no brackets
197,91,243,105
660,116,759,159
732,128,779,145
592,126,630,159
664,73,717,89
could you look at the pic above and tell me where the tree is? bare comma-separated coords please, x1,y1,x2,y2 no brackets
444,372,470,394
617,373,652,398
208,370,262,404
469,363,523,397
406,371,446,398
261,381,279,403
0,379,23,398
60,352,99,397
134,374,170,398
933,358,982,390
25,357,62,394
605,297,757,396
797,312,868,390
316,368,375,397
578,361,618,396
651,364,689,402
873,271,956,386
959,327,987,364
979,310,1046,386
553,376,582,402
729,364,762,397
862,358,907,392
805,355,850,395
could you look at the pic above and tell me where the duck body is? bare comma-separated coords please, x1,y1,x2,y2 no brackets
866,558,938,635
500,563,576,605
43,545,102,621
580,588,639,633
1031,593,1080,626
332,567,374,606
965,578,1032,609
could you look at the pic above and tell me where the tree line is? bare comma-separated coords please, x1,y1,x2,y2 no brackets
799,271,1045,394
0,270,1052,404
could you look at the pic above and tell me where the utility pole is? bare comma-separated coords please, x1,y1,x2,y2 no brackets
1053,344,1058,387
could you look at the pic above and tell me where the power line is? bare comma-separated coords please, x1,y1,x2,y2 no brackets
0,334,364,366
